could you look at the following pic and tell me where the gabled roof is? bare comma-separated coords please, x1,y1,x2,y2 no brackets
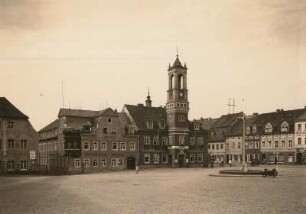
39,118,59,133
124,104,166,130
58,108,98,118
96,108,119,117
196,117,219,130
0,97,28,119
211,112,243,129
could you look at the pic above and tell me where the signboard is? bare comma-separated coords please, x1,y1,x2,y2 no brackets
30,150,36,160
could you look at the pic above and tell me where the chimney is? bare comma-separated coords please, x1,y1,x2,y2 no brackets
138,104,144,107
253,113,258,116
276,109,281,113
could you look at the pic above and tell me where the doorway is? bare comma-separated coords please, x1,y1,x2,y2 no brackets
296,153,303,164
127,157,136,170
178,155,184,168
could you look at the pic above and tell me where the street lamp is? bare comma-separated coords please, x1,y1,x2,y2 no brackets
238,114,248,172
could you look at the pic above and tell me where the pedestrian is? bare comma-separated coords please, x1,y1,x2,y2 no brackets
136,165,139,174
229,159,232,167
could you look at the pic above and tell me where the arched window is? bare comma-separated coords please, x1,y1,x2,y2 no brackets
178,74,184,89
170,74,174,89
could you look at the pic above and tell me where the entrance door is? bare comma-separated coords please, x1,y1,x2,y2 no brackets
296,153,303,164
127,157,136,170
178,155,184,168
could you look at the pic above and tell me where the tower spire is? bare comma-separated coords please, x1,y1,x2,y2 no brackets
145,88,152,107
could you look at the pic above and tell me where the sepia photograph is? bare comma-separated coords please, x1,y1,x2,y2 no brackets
0,0,306,213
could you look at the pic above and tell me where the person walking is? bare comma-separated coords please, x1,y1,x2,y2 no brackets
229,159,232,167
136,165,139,174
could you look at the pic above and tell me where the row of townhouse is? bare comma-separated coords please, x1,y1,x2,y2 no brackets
201,107,306,165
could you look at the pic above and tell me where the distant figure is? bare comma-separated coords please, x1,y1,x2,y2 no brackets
136,165,139,174
229,159,232,167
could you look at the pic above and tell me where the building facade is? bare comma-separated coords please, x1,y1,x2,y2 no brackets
0,97,38,173
294,110,306,164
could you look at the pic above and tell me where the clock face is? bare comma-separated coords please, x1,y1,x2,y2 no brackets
179,92,184,97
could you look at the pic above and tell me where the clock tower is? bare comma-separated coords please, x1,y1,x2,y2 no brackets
166,55,189,167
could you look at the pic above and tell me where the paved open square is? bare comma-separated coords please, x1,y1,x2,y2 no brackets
0,166,306,214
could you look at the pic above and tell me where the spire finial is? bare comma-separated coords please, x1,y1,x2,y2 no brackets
147,87,150,97
176,46,179,58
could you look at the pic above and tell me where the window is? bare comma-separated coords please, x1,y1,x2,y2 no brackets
262,141,266,148
107,118,112,123
255,142,259,149
20,160,27,170
197,154,203,163
147,122,153,129
220,144,224,149
238,142,241,149
190,154,196,163
110,128,116,134
168,136,173,145
112,142,118,150
117,159,123,166
281,141,285,148
92,142,98,151
212,144,215,150
162,154,168,163
275,141,278,148
144,154,150,164
92,159,98,167
8,121,14,129
7,161,14,170
246,127,250,134
194,124,200,130
20,140,27,149
208,144,211,149
178,115,185,122
168,116,174,123
159,122,165,129
298,124,302,131
103,128,108,134
120,142,126,150
190,137,195,146
101,142,107,151
289,140,293,147
144,136,150,145
161,137,168,146
268,141,272,148
8,139,14,149
153,154,159,164
298,138,302,145
130,142,136,151
197,137,203,145
179,135,185,145
74,159,81,168
265,123,273,133
216,144,219,150
252,125,257,134
281,122,289,132
153,137,159,145
101,159,107,167
83,142,90,150
111,159,116,167
128,126,135,135
84,159,90,167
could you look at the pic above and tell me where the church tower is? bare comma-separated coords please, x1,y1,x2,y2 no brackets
166,54,189,167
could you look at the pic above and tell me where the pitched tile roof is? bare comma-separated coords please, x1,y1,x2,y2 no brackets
39,118,59,133
124,104,166,130
168,55,187,70
211,112,244,128
296,109,306,122
196,117,219,130
58,108,99,118
96,108,119,117
253,108,305,133
0,97,28,119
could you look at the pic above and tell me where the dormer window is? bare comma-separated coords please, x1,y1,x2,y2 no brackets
128,126,135,135
147,122,153,129
8,121,14,129
281,121,289,132
107,118,112,123
265,123,273,133
159,122,165,129
194,124,200,130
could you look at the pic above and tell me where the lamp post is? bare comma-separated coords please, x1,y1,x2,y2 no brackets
239,114,248,172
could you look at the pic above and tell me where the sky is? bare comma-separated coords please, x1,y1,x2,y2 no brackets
0,0,305,130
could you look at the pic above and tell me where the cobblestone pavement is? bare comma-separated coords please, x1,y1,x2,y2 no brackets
0,165,305,214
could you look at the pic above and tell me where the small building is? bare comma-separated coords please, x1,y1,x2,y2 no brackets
0,97,38,173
